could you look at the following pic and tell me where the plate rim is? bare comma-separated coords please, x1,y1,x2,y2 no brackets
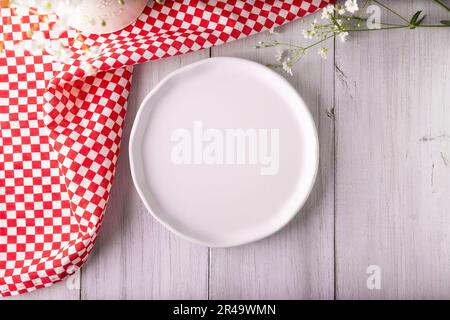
129,57,319,247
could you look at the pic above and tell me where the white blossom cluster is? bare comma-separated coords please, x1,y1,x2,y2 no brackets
6,0,107,72
257,0,361,75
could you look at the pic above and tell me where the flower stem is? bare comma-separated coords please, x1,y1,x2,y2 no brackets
416,24,450,27
273,42,303,49
274,35,333,52
342,20,406,27
303,35,334,50
379,22,407,27
433,0,450,12
263,0,450,75
360,0,371,10
344,25,409,32
371,0,410,24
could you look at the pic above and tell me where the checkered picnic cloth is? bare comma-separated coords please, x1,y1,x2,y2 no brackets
0,0,332,296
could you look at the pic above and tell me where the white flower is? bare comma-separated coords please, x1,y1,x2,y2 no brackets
274,49,284,62
17,0,83,14
318,47,328,59
339,31,349,42
282,60,293,76
321,5,334,19
15,31,49,55
12,0,56,14
345,0,359,14
11,0,81,32
81,45,101,60
302,19,321,39
52,8,73,34
46,39,72,62
14,30,76,63
336,5,346,15
302,29,312,39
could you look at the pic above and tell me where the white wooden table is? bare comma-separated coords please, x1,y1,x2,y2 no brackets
9,0,450,299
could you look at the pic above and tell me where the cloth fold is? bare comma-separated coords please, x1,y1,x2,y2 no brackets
0,0,331,296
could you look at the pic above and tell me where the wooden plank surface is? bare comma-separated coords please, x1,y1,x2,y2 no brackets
6,0,450,300
5,279,80,300
334,0,450,299
80,52,210,299
209,15,335,299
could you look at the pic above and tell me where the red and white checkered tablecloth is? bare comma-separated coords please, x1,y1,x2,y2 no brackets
0,0,331,296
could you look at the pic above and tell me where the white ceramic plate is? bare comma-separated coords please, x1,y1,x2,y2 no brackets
129,57,319,247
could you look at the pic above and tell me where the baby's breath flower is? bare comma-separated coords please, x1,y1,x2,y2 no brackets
81,45,101,60
336,5,346,15
274,49,284,62
318,47,328,59
339,31,349,42
11,0,58,14
9,0,80,63
46,39,72,62
302,29,312,39
15,31,49,55
259,0,450,76
255,40,279,48
282,60,293,76
345,0,359,14
302,19,323,39
321,5,334,20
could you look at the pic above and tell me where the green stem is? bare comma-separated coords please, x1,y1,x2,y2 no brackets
342,24,449,34
291,49,304,64
378,22,407,27
273,35,334,57
344,16,367,22
371,0,410,23
360,0,371,10
433,0,450,12
416,24,450,27
341,21,406,27
344,25,409,32
273,42,303,49
303,35,334,50
331,15,344,32
265,1,450,65
344,16,405,26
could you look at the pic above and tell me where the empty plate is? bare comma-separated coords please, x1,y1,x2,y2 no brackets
129,57,319,247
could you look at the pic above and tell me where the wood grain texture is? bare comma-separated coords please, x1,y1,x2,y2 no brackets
209,15,335,299
4,279,79,300
10,0,450,300
335,0,450,299
80,52,210,299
